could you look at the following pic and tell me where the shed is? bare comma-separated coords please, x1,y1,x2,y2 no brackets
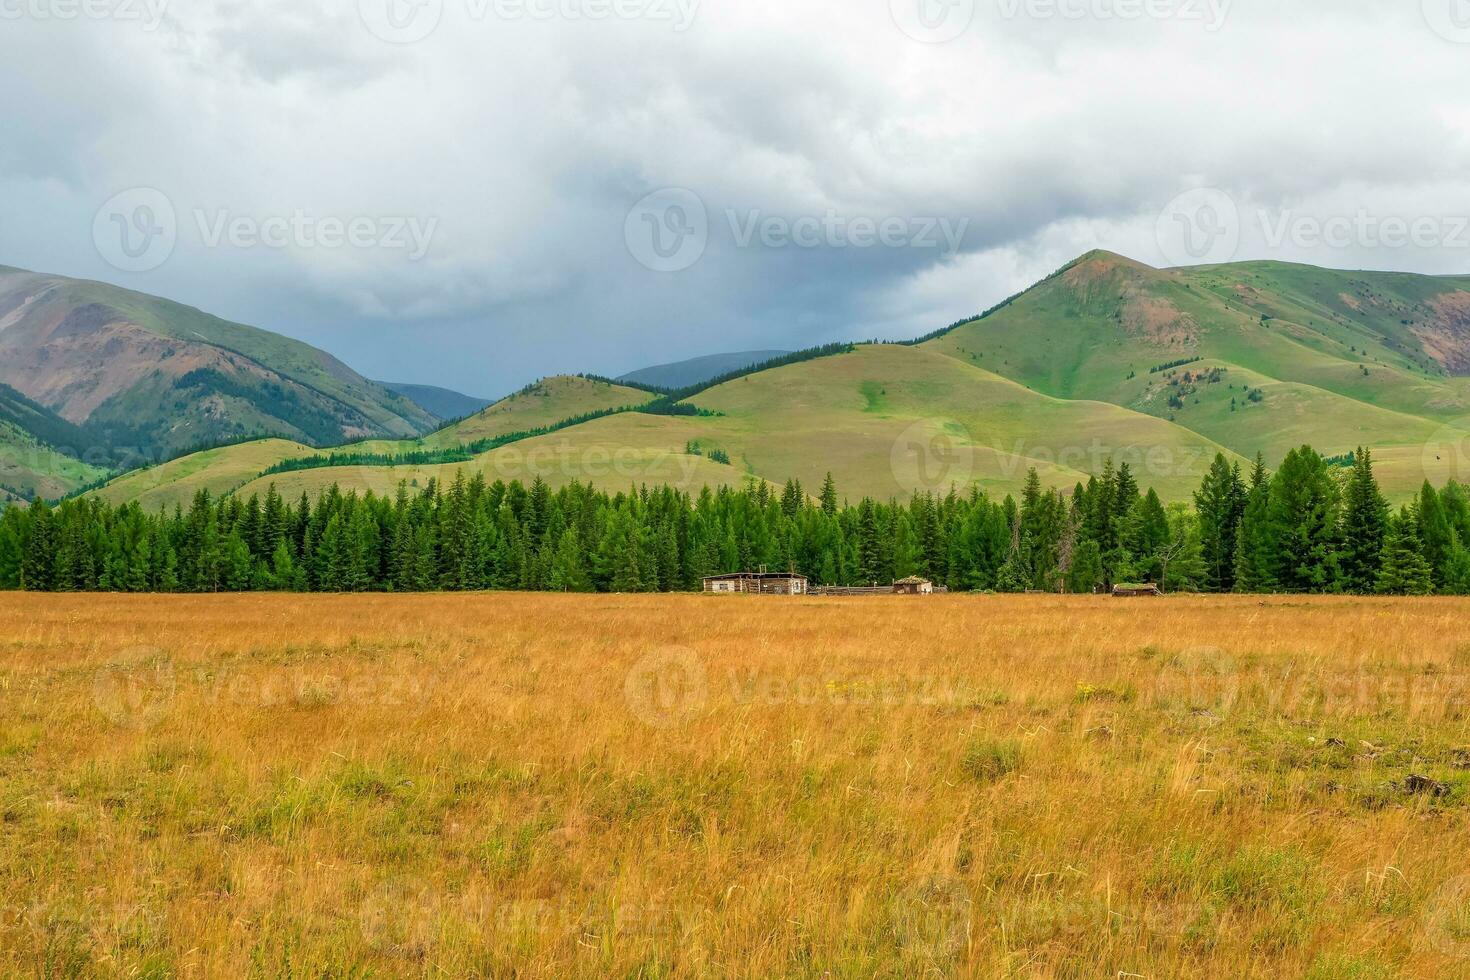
703,572,809,595
1112,583,1162,597
893,576,935,595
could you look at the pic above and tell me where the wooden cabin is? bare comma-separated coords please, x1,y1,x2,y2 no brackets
893,576,935,595
703,572,809,595
1112,583,1162,597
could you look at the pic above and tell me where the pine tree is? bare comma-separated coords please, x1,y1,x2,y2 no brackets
1418,481,1453,588
1442,530,1470,596
1194,453,1246,592
1129,489,1170,583
1265,446,1340,592
1234,455,1276,593
1068,539,1102,594
1338,448,1389,593
820,473,839,516
1377,508,1434,596
270,539,299,591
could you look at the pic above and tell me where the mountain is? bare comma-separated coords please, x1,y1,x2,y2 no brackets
377,381,493,421
0,266,436,495
84,252,1470,511
0,382,110,500
922,251,1470,494
618,350,792,390
89,375,657,512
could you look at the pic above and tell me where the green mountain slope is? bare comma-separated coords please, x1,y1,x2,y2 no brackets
924,251,1470,496
0,267,436,475
85,375,656,511
0,384,110,500
83,252,1470,510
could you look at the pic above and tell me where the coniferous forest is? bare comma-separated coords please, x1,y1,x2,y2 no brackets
2,446,1468,596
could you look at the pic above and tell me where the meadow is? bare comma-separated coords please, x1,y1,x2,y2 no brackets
3,593,1470,977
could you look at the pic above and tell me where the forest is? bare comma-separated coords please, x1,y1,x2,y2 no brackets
1,446,1466,595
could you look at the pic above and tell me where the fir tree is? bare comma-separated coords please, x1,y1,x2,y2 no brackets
1337,448,1389,593
1265,446,1340,592
1377,508,1434,596
1194,453,1246,591
1234,455,1276,593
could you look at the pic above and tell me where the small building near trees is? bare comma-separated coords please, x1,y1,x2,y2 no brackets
1112,583,1162,597
702,571,809,595
892,576,935,595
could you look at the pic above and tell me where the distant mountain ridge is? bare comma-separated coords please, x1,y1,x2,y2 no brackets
0,265,437,498
60,250,1470,512
618,350,792,390
378,381,493,421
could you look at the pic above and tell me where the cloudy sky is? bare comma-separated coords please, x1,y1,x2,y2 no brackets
4,0,1470,396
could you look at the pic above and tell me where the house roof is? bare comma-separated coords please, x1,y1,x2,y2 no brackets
894,576,932,585
703,571,808,581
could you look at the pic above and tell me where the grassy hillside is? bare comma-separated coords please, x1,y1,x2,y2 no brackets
86,253,1470,510
925,251,1470,497
423,376,655,447
222,347,1235,504
89,439,317,513
87,376,660,509
0,420,108,502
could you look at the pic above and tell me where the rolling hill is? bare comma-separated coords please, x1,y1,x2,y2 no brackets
0,265,437,498
86,376,659,511
923,251,1470,495
618,350,792,389
78,251,1470,511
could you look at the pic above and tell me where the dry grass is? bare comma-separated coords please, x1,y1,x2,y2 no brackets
3,593,1470,978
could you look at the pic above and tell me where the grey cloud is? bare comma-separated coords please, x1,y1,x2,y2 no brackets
1,1,1470,395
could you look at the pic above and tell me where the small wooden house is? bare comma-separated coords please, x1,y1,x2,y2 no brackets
703,572,809,595
893,576,935,595
1112,583,1162,597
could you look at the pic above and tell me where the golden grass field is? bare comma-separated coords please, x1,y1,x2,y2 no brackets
4,593,1470,978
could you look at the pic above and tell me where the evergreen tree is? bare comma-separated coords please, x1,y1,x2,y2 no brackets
1377,507,1434,596
1234,455,1276,593
1337,448,1389,593
1194,453,1246,591
549,529,591,592
1068,539,1103,594
1265,447,1340,592
1442,530,1470,596
1418,481,1453,588
820,473,839,516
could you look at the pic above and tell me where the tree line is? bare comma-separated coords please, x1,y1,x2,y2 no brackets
1,445,1467,595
